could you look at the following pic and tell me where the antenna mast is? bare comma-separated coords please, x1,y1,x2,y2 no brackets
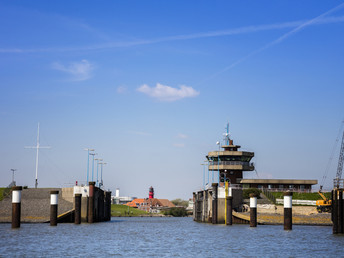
25,123,51,188
223,122,231,145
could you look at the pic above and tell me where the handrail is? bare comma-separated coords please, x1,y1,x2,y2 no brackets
262,189,277,204
209,161,254,166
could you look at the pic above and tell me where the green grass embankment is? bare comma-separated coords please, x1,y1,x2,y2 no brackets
111,204,148,217
270,192,331,200
0,188,11,201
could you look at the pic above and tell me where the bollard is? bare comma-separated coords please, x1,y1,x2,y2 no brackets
88,182,95,223
249,193,257,227
212,183,218,224
74,194,82,224
284,192,293,230
12,186,22,229
50,190,59,226
226,196,233,225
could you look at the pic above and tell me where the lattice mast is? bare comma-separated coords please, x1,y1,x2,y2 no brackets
334,129,344,188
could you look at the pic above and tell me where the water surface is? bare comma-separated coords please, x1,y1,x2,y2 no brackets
0,217,342,257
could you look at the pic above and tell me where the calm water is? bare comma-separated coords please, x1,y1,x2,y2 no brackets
0,217,342,257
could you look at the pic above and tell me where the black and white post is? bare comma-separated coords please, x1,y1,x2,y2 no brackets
284,192,293,230
50,190,59,226
249,193,257,227
12,186,22,229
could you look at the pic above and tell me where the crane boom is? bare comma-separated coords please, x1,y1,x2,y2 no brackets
334,130,344,188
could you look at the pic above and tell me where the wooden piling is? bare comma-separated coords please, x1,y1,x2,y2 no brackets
50,190,59,226
88,182,95,223
11,186,22,229
226,196,233,225
284,191,293,230
104,191,112,221
212,183,218,224
249,193,257,227
339,190,343,233
74,193,82,224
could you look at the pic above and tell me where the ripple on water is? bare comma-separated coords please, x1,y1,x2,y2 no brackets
0,217,341,257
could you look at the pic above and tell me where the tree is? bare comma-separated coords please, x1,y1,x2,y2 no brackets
171,198,189,207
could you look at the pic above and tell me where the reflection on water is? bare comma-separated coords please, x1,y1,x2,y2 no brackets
0,217,342,257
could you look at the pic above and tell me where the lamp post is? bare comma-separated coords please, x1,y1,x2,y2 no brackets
95,158,102,187
90,153,97,182
84,148,95,185
11,169,17,185
99,162,107,188
201,163,206,190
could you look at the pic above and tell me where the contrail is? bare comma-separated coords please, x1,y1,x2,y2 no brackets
1,16,344,53
203,3,344,82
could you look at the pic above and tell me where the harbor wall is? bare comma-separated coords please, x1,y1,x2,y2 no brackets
193,187,243,224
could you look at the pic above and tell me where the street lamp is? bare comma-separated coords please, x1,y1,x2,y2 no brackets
99,162,107,188
95,158,102,187
200,163,206,190
84,148,95,184
89,153,97,182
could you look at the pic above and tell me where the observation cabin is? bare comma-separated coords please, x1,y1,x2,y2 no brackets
207,137,254,186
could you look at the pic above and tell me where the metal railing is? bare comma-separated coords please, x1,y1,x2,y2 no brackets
262,189,277,204
209,161,254,167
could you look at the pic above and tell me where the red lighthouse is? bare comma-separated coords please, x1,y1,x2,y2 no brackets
149,186,154,199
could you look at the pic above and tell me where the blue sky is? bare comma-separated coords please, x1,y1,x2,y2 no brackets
1,1,344,199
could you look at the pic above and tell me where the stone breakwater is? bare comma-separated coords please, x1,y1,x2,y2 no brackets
0,188,73,223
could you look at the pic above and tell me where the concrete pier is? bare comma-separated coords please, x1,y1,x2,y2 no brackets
11,186,22,228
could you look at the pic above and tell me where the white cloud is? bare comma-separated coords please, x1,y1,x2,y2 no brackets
52,59,94,81
128,131,151,136
173,143,185,148
137,83,199,102
176,133,188,139
117,86,127,93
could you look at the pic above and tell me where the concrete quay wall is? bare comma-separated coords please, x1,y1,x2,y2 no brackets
193,187,243,224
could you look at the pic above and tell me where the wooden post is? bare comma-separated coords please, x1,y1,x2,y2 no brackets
226,196,233,225
284,191,293,230
338,189,343,234
104,191,112,221
88,181,95,223
11,186,22,229
249,193,257,227
332,189,338,234
74,193,82,224
212,183,218,224
50,190,59,226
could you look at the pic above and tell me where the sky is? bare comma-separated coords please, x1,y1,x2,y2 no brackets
1,1,344,199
